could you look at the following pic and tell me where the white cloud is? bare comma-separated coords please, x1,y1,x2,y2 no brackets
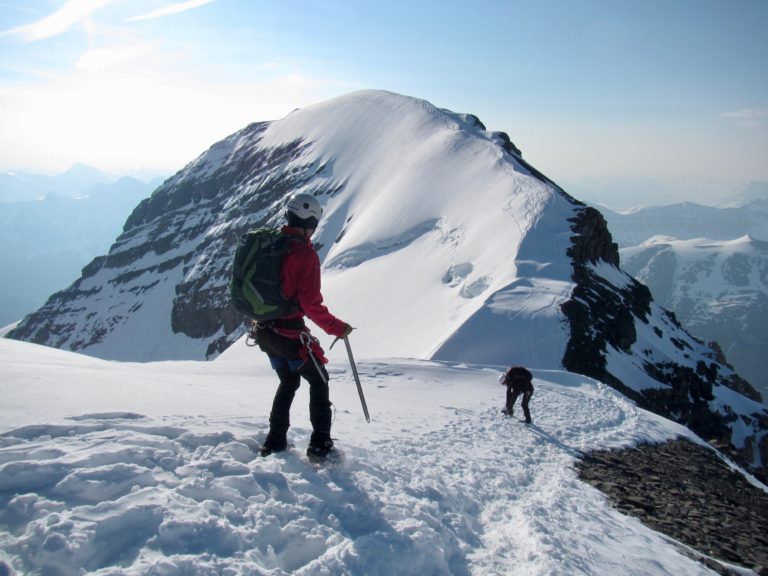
720,108,768,128
76,43,158,72
2,0,116,41
127,0,217,22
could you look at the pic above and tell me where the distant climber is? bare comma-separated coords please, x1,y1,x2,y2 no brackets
501,365,534,424
249,193,353,461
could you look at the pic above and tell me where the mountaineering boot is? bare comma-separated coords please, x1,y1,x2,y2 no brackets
502,406,513,417
522,404,532,424
260,445,280,457
260,432,287,457
306,438,334,461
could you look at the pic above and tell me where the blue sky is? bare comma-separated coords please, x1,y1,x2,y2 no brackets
0,0,766,206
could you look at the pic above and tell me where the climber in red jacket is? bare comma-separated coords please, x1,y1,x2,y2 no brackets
256,193,353,460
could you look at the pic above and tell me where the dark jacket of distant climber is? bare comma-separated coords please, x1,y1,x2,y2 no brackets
502,366,534,424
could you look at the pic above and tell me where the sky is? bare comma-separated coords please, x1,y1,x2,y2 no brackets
0,0,766,206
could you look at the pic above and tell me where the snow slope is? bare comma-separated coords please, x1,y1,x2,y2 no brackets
0,338,755,575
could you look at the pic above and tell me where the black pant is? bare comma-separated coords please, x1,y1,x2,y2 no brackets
257,326,332,444
506,386,533,421
269,361,331,444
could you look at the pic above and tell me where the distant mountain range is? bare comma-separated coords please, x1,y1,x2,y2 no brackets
6,90,765,479
599,198,768,248
621,235,768,402
0,163,167,203
0,170,165,326
597,195,768,403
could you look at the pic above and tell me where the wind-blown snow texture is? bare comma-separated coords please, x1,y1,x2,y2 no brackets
0,338,760,576
6,90,767,477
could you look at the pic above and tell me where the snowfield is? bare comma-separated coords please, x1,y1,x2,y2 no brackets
0,338,750,575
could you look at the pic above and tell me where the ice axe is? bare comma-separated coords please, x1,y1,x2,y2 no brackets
332,334,370,423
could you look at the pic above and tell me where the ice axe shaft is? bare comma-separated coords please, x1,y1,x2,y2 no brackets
343,336,370,423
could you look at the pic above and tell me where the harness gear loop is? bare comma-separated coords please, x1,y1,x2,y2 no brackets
300,332,328,385
245,320,260,347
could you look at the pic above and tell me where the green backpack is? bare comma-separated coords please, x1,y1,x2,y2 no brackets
230,228,301,321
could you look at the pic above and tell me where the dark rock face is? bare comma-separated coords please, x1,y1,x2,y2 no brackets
566,207,620,268
561,207,768,481
489,131,522,156
576,438,768,575
561,207,650,393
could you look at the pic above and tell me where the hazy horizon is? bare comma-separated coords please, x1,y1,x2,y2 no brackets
3,157,765,211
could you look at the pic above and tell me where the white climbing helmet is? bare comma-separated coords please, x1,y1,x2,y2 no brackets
286,193,322,222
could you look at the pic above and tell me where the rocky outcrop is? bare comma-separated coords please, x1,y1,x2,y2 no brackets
561,207,648,389
565,207,620,267
576,438,768,575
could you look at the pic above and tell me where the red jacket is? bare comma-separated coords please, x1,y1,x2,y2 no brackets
279,226,347,338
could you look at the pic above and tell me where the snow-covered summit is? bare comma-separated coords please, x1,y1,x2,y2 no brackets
6,90,767,477
9,89,575,364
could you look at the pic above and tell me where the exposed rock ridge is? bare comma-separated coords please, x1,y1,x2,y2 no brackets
561,207,647,385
